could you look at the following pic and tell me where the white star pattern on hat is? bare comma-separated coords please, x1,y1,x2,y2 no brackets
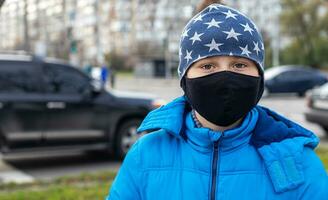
193,14,203,23
253,41,260,55
208,5,220,11
240,23,254,35
240,45,251,57
222,10,238,20
178,66,182,75
190,32,204,45
204,38,223,52
181,28,190,40
204,18,222,29
184,50,193,63
223,28,242,41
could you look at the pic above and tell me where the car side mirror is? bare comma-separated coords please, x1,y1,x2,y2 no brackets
88,79,104,99
91,79,103,92
81,80,101,101
81,86,93,101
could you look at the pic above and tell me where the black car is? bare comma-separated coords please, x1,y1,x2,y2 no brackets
0,54,164,158
264,65,327,97
305,83,328,137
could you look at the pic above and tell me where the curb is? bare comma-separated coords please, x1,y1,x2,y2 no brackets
0,156,34,184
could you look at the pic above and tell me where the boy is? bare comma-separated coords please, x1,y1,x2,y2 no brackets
107,4,327,200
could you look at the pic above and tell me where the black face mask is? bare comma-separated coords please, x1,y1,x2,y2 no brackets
181,71,261,126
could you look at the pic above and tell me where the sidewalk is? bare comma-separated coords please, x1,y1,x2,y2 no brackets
0,156,34,184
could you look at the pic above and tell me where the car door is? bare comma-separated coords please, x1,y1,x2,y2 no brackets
42,63,107,147
289,70,312,93
0,60,46,150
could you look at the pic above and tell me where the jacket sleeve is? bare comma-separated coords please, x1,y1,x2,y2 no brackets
106,141,142,200
298,147,328,200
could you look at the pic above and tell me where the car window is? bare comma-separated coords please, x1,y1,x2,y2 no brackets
0,61,42,93
292,70,316,80
43,63,91,94
264,67,284,80
276,71,292,80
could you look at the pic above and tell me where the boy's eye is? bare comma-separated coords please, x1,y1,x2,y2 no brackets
233,63,247,69
201,64,214,70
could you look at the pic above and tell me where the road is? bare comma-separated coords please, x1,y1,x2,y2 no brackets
0,77,327,183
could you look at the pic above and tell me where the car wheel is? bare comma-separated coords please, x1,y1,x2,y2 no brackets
115,119,142,159
297,92,305,97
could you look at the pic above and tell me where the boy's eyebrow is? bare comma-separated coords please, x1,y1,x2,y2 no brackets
233,57,254,63
192,60,209,66
195,58,216,64
233,57,249,61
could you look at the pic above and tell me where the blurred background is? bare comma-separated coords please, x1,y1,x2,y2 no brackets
0,0,327,74
0,0,327,199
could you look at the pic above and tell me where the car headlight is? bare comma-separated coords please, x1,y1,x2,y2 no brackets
151,99,166,109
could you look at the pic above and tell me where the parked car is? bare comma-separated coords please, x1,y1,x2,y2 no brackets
305,83,328,137
264,65,327,97
0,54,165,158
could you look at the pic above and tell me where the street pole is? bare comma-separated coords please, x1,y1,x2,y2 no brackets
68,0,77,65
95,0,103,65
130,0,137,54
23,0,30,52
272,3,281,67
165,23,173,79
164,0,175,79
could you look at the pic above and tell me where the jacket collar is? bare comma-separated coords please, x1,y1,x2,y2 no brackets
184,106,258,152
137,96,187,138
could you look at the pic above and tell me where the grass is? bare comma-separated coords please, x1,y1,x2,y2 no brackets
0,182,111,200
0,171,117,200
116,70,133,78
316,147,328,169
0,148,327,200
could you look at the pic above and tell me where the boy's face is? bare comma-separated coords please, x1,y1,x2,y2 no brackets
186,56,259,79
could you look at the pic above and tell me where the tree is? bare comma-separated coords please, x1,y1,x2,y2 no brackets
105,52,127,71
280,0,328,68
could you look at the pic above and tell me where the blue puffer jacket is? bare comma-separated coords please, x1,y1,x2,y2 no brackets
107,96,328,200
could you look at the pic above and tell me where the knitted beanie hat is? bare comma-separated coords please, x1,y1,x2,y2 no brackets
178,4,265,80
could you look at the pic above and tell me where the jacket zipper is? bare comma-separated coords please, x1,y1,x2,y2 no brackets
210,133,224,200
